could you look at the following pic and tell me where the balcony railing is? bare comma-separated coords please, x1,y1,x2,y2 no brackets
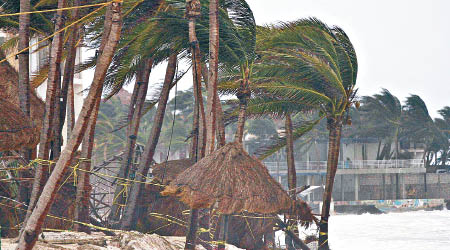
264,159,425,172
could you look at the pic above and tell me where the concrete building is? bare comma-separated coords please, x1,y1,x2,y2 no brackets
260,136,447,203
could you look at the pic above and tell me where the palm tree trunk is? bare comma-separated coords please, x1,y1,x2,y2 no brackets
51,73,62,159
318,118,343,250
59,0,82,149
185,1,203,248
16,3,122,249
285,113,297,250
25,0,68,227
376,139,382,160
67,77,76,139
286,114,297,197
234,67,250,143
109,59,153,225
18,0,31,204
119,54,177,230
18,0,30,119
201,63,226,147
205,0,219,155
73,90,101,233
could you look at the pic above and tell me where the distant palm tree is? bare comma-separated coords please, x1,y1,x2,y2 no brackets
403,95,448,167
359,89,403,159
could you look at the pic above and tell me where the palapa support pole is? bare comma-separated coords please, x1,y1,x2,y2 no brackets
276,218,310,250
217,214,229,250
185,209,199,250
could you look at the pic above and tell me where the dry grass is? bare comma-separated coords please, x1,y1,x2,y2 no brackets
162,142,292,214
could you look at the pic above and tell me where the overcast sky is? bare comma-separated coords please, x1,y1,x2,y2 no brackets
88,0,450,118
247,0,450,118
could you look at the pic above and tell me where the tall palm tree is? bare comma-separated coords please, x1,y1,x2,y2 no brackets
16,2,122,249
119,54,178,230
25,0,68,228
17,0,31,203
252,18,358,249
108,59,154,225
205,0,219,155
59,0,82,142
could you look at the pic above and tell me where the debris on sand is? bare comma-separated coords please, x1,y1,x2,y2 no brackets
1,231,243,250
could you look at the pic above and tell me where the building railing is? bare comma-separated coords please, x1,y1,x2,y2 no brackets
264,159,425,172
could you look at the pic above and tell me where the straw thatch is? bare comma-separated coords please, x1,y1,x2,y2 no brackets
0,50,44,135
136,159,195,236
152,158,194,185
139,157,314,250
0,99,40,152
162,142,292,214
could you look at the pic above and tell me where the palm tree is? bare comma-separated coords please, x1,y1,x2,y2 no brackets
403,95,448,168
205,0,219,155
359,89,403,159
108,59,154,225
25,0,68,228
16,2,122,248
59,0,82,142
72,10,121,228
119,54,178,230
252,18,358,249
17,0,31,203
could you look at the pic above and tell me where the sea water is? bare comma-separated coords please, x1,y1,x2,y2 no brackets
328,210,450,250
276,210,450,250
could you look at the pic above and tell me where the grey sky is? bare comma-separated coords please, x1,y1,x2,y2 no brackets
247,0,450,118
89,0,449,118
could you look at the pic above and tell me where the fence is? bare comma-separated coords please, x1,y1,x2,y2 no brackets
264,159,425,172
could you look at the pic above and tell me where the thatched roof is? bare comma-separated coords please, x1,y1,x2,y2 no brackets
162,142,292,214
152,159,194,185
0,99,39,152
0,50,44,133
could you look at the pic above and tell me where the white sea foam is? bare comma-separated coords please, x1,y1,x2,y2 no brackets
328,210,450,250
276,210,450,249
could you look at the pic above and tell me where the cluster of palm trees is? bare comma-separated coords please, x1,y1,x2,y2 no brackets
10,0,449,249
353,90,450,167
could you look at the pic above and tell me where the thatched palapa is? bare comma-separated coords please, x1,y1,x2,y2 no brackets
137,159,195,236
162,142,292,214
0,99,40,152
152,158,194,185
0,50,44,133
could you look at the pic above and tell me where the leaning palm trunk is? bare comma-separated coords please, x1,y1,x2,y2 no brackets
59,0,82,147
234,67,250,143
109,59,153,225
16,2,122,249
18,0,31,203
318,118,343,250
25,0,68,227
119,54,177,230
73,90,102,233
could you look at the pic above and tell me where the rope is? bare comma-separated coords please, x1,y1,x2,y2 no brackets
0,3,107,65
0,1,113,17
0,158,165,187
